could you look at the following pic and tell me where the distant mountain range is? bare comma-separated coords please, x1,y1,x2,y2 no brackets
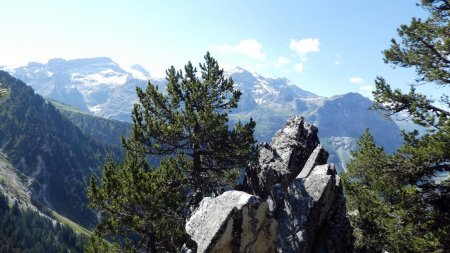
3,57,404,171
0,57,407,250
4,57,161,121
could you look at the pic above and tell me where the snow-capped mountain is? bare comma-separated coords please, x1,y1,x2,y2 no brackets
227,67,321,113
224,68,402,170
5,57,163,121
3,57,403,171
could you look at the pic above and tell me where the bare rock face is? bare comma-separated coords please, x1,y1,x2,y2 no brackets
185,116,352,253
297,145,329,179
270,116,321,178
185,191,278,253
277,164,342,252
245,117,322,199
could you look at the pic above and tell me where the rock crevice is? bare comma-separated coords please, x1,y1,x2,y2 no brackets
185,116,352,253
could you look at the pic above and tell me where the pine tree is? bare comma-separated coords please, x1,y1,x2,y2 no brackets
128,52,256,194
88,52,256,252
343,130,442,252
373,0,449,241
344,1,450,251
373,0,450,130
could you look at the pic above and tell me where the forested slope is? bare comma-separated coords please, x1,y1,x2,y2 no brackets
0,71,121,227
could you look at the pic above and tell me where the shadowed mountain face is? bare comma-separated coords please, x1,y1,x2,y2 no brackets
226,69,402,171
310,93,401,153
4,58,403,171
0,71,122,227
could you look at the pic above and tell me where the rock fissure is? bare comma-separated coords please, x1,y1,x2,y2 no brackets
185,116,352,252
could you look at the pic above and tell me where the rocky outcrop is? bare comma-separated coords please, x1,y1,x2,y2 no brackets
185,116,352,253
245,117,321,199
185,191,278,253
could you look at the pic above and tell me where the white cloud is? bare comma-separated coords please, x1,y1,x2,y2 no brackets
290,38,320,55
349,76,374,97
235,39,266,60
349,77,365,85
255,63,266,68
359,85,374,97
360,85,373,92
294,63,304,73
335,54,342,65
214,44,234,54
274,56,291,68
288,38,320,74
211,39,266,61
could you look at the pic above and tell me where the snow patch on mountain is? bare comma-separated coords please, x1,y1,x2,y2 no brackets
122,64,151,80
4,57,404,171
71,69,128,86
254,79,280,96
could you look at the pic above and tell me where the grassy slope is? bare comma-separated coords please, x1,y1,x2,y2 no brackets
47,98,89,114
51,210,92,236
0,152,92,237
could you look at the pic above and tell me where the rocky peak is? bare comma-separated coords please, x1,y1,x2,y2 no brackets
244,116,322,199
131,64,150,76
184,116,353,252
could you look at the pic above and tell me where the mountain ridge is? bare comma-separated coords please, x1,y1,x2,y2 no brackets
3,57,403,171
0,70,122,227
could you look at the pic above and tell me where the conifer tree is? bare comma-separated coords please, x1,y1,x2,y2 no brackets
372,0,449,231
344,1,449,251
127,52,256,195
373,0,450,130
343,130,442,252
88,52,256,252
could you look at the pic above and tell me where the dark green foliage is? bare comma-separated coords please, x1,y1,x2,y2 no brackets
88,53,256,252
88,155,189,252
0,192,85,253
129,52,256,194
58,107,131,146
342,130,444,252
344,1,450,252
373,0,450,130
84,232,122,253
0,71,121,227
382,0,450,87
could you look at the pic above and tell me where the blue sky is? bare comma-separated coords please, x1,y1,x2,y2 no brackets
0,1,430,98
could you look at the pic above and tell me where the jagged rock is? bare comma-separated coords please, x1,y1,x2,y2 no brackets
245,116,321,198
276,164,344,252
180,244,194,253
185,116,352,253
271,116,320,178
185,191,278,253
310,175,353,253
244,142,287,199
297,145,329,179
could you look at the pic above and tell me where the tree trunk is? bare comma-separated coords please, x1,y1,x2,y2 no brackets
193,144,201,191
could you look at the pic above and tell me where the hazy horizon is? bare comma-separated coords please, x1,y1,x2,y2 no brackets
0,1,430,98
